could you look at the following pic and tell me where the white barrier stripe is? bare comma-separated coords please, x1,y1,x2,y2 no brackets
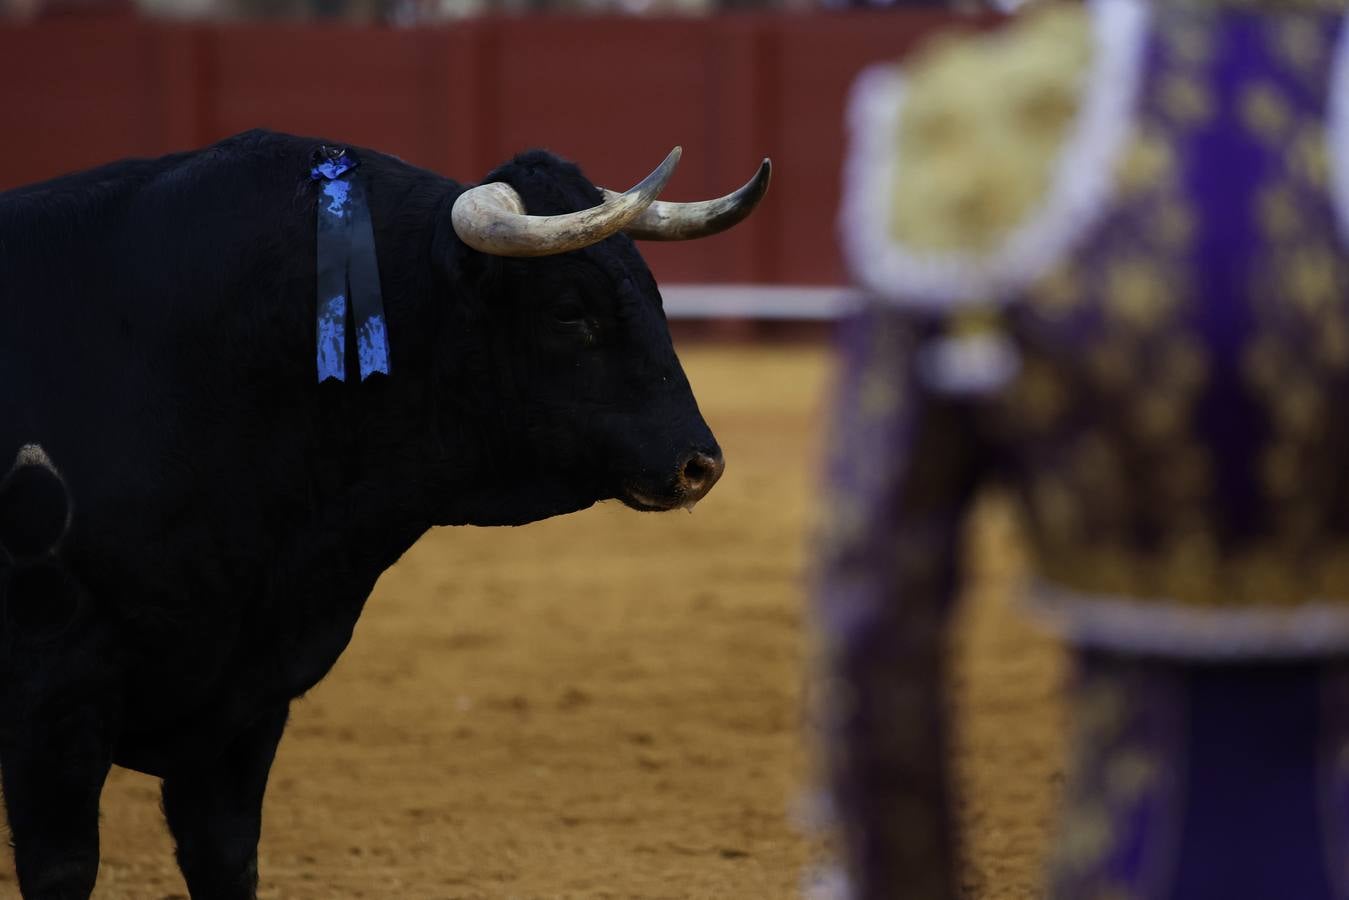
659,284,865,320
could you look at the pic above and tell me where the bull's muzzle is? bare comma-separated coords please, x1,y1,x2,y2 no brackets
622,447,726,512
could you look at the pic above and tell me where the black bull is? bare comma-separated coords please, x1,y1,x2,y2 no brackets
0,129,767,899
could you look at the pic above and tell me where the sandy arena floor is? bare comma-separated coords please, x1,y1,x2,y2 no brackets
1,343,1068,899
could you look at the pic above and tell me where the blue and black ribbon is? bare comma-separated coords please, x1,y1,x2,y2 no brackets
311,146,392,383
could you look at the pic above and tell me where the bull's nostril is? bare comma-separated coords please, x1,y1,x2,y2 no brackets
683,456,712,487
679,450,724,499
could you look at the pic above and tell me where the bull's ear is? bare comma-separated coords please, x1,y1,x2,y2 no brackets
436,201,497,291
440,225,504,312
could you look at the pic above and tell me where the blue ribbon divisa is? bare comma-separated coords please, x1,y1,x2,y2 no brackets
311,146,392,383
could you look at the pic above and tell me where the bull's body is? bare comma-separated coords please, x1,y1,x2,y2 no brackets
0,129,729,899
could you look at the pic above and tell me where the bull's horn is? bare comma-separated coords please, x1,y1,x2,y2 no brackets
451,147,682,258
603,158,771,241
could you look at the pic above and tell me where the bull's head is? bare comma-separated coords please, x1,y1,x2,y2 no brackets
443,147,769,517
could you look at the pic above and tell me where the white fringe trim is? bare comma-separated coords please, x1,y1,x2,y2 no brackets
1024,578,1349,660
1328,11,1349,247
837,0,1150,311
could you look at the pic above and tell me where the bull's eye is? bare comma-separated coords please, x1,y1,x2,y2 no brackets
564,319,598,345
552,296,588,325
550,297,598,346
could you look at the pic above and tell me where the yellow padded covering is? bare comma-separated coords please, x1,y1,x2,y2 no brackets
889,4,1093,253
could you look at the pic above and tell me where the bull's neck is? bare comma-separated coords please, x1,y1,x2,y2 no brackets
298,180,466,516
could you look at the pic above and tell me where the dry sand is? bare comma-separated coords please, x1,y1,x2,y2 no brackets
1,343,1067,899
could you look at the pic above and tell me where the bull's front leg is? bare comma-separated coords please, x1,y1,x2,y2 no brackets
160,703,289,900
0,698,114,900
1,560,116,900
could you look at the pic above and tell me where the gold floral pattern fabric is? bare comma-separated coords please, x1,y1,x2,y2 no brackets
984,7,1349,648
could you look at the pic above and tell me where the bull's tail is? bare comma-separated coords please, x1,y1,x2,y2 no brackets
0,444,71,564
0,445,82,640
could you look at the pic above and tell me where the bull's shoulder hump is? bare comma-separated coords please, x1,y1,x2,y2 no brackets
839,0,1150,310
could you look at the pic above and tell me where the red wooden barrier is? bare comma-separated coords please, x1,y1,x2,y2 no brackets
0,11,994,284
